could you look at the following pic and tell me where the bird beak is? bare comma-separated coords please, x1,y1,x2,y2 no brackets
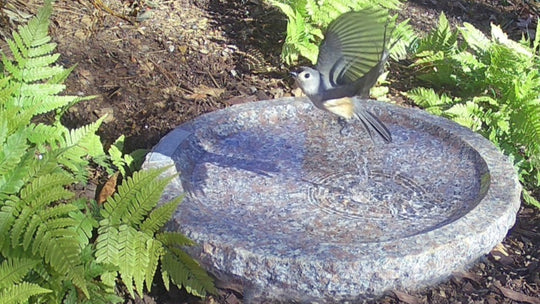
290,71,298,78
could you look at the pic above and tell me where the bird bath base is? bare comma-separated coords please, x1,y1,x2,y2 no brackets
143,97,521,303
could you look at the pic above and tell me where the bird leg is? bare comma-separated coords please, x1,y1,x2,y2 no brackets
338,117,353,136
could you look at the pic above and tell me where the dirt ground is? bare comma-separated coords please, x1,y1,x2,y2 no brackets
1,0,539,303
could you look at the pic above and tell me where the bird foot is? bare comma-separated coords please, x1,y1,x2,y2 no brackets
338,118,353,136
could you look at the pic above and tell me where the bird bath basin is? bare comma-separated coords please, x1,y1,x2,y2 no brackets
142,97,521,303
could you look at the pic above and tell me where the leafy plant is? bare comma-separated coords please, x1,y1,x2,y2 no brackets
407,13,540,207
266,0,415,65
96,167,216,298
0,1,215,303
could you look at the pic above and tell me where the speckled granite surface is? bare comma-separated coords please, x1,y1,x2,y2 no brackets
142,97,521,303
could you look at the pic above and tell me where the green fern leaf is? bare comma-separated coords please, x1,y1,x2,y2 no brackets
33,225,89,296
95,225,121,266
26,122,66,148
69,210,98,248
406,87,454,115
101,167,171,225
0,76,16,104
0,150,33,195
156,232,194,247
17,1,52,48
390,18,417,61
512,98,540,157
139,196,183,234
0,133,28,177
162,247,216,297
59,116,106,180
445,101,482,130
0,258,40,288
126,173,176,227
0,281,51,304
7,35,27,68
18,83,65,98
63,115,105,155
24,54,60,70
19,172,74,207
144,238,164,291
21,66,64,83
417,12,459,55
48,63,76,84
22,204,79,250
0,197,19,248
114,224,152,297
460,22,490,54
27,42,57,58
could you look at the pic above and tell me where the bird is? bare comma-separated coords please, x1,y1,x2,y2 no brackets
291,8,395,143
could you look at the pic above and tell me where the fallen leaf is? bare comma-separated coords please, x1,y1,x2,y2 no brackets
492,243,510,256
452,270,482,284
393,290,421,304
185,84,225,101
97,172,119,205
494,281,540,304
486,294,500,304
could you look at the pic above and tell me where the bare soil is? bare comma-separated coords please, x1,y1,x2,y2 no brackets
1,0,539,303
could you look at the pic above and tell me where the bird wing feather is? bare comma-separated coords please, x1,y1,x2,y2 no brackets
316,9,392,92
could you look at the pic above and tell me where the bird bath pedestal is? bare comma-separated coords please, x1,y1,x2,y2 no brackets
142,97,521,303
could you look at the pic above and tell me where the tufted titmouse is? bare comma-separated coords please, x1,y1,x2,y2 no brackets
291,9,394,143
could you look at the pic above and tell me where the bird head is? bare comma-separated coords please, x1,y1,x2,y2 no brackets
291,67,321,97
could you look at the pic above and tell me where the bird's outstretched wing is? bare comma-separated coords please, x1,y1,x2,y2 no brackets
316,9,392,92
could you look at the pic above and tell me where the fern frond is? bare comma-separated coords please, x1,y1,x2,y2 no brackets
97,224,154,297
0,133,28,177
445,101,483,130
0,150,34,195
390,18,417,61
0,281,51,304
144,238,164,290
69,210,98,248
22,66,64,83
0,149,68,196
22,204,79,250
95,225,121,266
49,63,76,85
32,224,89,296
60,115,105,160
17,83,65,98
512,98,540,158
26,122,66,148
126,173,177,227
156,231,194,247
17,1,52,47
0,199,18,249
139,196,183,234
460,22,491,54
161,247,216,297
58,116,106,180
406,87,454,115
101,167,172,225
19,172,74,208
108,137,127,176
416,13,459,55
0,258,40,288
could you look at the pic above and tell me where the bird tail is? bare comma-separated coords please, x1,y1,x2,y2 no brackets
353,101,392,143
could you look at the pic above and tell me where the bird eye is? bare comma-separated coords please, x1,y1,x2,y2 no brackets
303,73,310,79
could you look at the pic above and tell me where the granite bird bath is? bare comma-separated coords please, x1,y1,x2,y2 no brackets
142,97,521,303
